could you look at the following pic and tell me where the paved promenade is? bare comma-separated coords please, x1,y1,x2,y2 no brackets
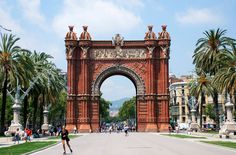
31,133,236,155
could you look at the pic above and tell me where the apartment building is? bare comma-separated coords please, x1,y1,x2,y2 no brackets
169,74,225,128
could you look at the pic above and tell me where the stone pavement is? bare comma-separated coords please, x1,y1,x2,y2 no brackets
30,132,236,155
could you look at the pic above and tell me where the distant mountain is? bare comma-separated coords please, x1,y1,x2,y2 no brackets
109,97,130,111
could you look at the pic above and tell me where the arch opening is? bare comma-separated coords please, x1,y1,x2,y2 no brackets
92,66,145,97
99,75,137,132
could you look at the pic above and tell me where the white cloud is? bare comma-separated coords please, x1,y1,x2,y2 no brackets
52,0,142,39
113,0,144,9
176,8,221,25
18,0,46,28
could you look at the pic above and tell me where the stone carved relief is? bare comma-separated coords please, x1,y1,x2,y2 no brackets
147,46,155,58
91,65,145,97
144,25,157,40
81,47,90,58
90,48,146,59
158,25,170,40
112,34,124,46
160,46,170,58
79,26,92,40
66,45,76,59
65,26,77,40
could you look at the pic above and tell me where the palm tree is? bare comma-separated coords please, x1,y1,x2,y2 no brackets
189,69,214,128
192,28,235,130
38,63,65,127
28,51,66,129
14,51,35,128
213,43,236,103
0,34,28,134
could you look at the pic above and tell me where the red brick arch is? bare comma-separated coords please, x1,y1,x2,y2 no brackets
91,65,145,97
65,26,170,132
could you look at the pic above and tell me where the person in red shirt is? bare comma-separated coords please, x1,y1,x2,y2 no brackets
25,128,32,142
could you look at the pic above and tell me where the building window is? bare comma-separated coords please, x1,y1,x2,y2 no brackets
174,90,176,105
182,107,185,115
181,85,185,105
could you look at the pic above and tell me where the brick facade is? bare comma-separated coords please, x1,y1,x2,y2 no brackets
65,25,171,132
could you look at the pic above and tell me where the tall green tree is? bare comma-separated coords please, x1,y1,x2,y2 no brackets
118,97,136,121
99,97,112,122
35,58,66,128
49,91,67,125
189,70,214,128
213,43,236,103
0,34,30,134
28,51,53,130
193,28,235,130
205,104,216,121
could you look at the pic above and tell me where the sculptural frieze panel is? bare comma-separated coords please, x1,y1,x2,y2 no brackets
90,47,146,59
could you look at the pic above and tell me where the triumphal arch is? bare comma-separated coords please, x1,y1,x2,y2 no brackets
65,25,171,132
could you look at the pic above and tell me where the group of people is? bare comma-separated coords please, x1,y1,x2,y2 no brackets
13,126,72,154
49,125,62,136
168,124,180,134
14,128,32,144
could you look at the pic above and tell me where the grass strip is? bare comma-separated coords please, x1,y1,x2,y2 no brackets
201,141,236,149
48,134,80,140
0,141,57,155
161,134,206,139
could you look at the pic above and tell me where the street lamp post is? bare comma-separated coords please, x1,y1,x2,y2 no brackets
41,105,49,132
188,96,200,132
5,76,39,135
41,71,53,133
219,101,236,138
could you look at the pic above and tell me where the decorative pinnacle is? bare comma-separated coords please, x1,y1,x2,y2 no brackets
83,25,88,31
69,26,74,31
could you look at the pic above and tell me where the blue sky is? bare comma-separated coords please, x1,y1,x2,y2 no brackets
1,0,235,101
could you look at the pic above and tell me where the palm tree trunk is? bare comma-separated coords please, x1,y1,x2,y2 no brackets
39,104,43,128
32,96,38,130
233,91,236,105
213,91,219,131
39,93,45,128
23,96,28,128
200,92,205,129
0,69,8,135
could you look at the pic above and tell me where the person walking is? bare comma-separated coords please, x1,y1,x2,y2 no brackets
73,126,77,134
60,126,73,154
124,125,129,136
24,128,28,142
168,124,172,134
26,128,32,142
14,128,20,144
